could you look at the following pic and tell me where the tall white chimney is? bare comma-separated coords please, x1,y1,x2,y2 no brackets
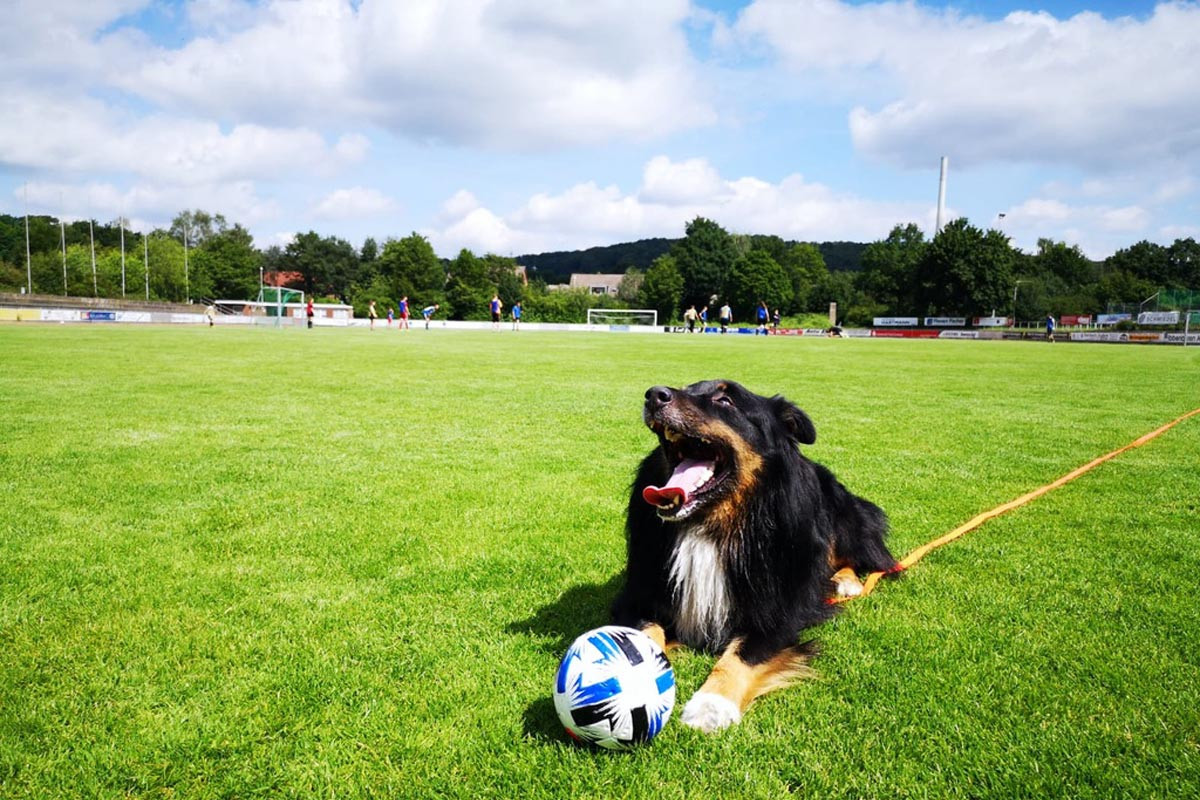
935,156,948,234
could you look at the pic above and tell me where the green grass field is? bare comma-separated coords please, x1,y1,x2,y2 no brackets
2,325,1198,799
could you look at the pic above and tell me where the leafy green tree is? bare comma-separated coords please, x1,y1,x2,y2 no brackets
1166,237,1200,288
482,254,524,309
146,235,187,302
1095,269,1156,309
809,270,862,322
285,231,358,301
725,250,791,319
445,248,489,319
522,287,618,323
617,268,644,304
746,234,791,264
170,210,228,248
859,223,926,314
914,219,1016,316
780,242,828,313
1032,239,1096,289
378,233,445,306
671,217,738,309
1105,240,1169,286
191,224,260,300
638,254,684,323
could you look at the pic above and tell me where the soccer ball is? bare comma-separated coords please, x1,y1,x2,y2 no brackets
553,625,675,750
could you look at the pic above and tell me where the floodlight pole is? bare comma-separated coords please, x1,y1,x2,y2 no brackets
23,183,32,295
1011,279,1027,329
144,233,150,300
89,219,97,297
120,215,126,298
60,217,67,295
182,228,190,303
60,191,67,295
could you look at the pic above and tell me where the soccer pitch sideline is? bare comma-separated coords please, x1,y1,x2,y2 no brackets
1,325,1198,799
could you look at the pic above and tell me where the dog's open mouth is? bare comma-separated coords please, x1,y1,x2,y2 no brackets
643,423,729,518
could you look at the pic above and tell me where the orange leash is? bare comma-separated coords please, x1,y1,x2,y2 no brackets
849,407,1200,600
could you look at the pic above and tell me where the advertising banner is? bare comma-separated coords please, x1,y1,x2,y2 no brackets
1060,315,1093,326
1164,332,1200,344
1096,313,1132,325
924,317,966,327
1071,331,1164,344
1137,311,1179,325
82,311,117,322
872,329,941,338
873,317,919,327
973,316,1010,327
115,311,152,323
939,330,979,339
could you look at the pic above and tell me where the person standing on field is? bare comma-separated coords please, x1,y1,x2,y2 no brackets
368,300,378,330
684,305,698,333
306,299,314,329
511,301,522,331
1046,314,1056,342
398,296,410,330
490,294,503,330
719,302,732,334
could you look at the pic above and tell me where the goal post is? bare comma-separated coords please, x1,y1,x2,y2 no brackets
586,308,658,327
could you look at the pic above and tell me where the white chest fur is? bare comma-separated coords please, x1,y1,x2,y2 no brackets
668,531,731,648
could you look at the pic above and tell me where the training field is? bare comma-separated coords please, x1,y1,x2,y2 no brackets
2,325,1198,798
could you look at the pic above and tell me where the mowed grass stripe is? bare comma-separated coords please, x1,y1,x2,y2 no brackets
1,325,1197,799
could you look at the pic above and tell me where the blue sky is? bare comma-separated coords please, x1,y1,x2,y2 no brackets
2,0,1197,259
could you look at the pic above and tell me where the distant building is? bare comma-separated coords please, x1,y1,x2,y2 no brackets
263,271,303,287
566,273,624,296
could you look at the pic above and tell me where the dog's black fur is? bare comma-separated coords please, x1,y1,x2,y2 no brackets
610,380,897,726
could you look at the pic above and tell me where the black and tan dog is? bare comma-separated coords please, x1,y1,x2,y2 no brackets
611,380,898,732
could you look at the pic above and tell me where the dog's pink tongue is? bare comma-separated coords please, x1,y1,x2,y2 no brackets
642,458,713,508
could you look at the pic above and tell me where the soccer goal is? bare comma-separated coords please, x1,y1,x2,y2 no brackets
586,308,657,327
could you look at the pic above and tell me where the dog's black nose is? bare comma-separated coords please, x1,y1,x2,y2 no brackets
645,386,674,409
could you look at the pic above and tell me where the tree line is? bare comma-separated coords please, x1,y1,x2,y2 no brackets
2,211,1197,325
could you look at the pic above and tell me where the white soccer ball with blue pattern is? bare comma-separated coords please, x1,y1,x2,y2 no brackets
553,625,675,749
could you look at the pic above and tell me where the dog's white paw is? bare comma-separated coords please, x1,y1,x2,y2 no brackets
680,692,742,733
834,576,864,598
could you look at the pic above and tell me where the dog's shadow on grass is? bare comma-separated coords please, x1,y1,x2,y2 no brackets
507,574,624,744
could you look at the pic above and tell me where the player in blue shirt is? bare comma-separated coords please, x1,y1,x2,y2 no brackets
490,294,503,329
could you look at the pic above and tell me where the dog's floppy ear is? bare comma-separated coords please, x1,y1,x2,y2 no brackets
773,396,816,445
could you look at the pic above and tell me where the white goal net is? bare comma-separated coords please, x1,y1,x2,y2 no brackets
586,308,658,327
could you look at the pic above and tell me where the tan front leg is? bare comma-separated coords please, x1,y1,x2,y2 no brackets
639,623,681,652
680,638,814,732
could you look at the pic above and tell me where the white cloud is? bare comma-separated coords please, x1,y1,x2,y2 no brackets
426,155,929,255
20,178,281,238
0,89,364,185
1000,193,1157,258
311,187,397,220
736,0,1200,171
111,0,714,148
639,156,729,206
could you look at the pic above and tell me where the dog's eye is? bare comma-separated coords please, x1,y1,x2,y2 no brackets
713,395,734,407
